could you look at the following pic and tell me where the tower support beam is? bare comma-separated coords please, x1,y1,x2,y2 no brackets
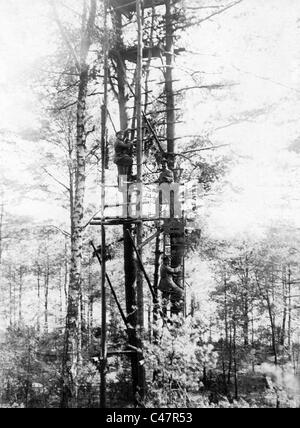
100,0,109,409
135,0,146,401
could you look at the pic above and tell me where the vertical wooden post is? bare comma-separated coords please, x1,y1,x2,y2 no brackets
153,225,161,343
113,5,140,401
136,0,146,400
136,0,144,330
288,266,292,353
100,0,109,409
165,0,175,171
165,0,184,316
100,222,106,408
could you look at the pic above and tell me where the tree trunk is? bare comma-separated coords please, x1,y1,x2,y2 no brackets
9,266,13,327
148,303,152,342
165,0,184,316
18,267,24,326
63,66,88,407
123,224,140,398
153,230,161,343
60,0,97,408
37,264,41,332
87,258,93,349
224,275,229,345
0,198,4,267
242,263,249,346
136,0,144,333
227,323,233,385
59,267,64,327
111,6,145,404
220,339,228,394
256,275,278,365
64,240,69,307
266,290,278,365
135,0,146,401
44,261,50,334
251,303,255,347
165,0,175,170
13,273,16,325
233,317,238,400
113,11,129,130
287,266,292,353
281,266,287,346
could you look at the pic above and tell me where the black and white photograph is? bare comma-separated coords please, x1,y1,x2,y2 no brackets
1,0,300,410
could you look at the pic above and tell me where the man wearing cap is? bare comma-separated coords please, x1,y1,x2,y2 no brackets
158,159,174,184
114,130,134,179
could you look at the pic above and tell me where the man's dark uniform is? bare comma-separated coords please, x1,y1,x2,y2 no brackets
114,131,133,179
158,258,183,305
159,162,174,184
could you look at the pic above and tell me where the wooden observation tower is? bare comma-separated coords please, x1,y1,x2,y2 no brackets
90,0,188,408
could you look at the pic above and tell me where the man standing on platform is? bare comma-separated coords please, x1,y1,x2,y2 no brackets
158,159,174,185
114,130,134,184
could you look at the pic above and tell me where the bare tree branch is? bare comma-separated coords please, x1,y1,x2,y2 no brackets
181,144,229,154
49,0,81,72
48,225,71,238
175,83,238,94
42,167,70,193
232,64,300,94
50,101,78,112
177,0,244,31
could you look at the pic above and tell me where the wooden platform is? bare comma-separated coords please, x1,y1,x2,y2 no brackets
90,217,163,226
111,46,162,63
111,46,185,63
110,0,180,14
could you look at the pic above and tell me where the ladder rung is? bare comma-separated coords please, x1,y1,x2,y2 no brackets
92,217,163,224
105,202,137,208
105,201,153,208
